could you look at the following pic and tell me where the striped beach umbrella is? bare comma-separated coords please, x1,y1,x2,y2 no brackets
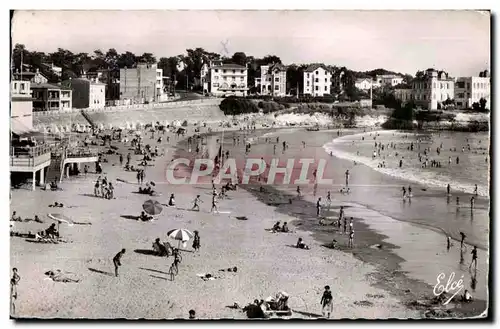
142,199,163,216
167,228,194,248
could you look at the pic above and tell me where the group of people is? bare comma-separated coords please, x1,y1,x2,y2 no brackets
94,176,114,199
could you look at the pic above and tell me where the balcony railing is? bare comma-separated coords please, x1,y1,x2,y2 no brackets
218,86,249,91
10,144,52,167
65,147,99,159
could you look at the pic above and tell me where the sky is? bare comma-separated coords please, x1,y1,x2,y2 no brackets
11,10,491,77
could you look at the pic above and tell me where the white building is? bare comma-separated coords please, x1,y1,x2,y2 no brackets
259,63,287,96
303,64,332,96
454,71,490,109
11,80,33,131
208,63,248,97
377,74,404,87
412,68,455,110
355,78,374,91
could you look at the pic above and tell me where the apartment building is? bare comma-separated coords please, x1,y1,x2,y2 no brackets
207,63,248,97
259,63,287,96
62,78,106,109
11,80,34,131
31,83,72,111
454,71,490,109
412,68,455,110
120,63,164,103
303,64,332,96
394,87,413,104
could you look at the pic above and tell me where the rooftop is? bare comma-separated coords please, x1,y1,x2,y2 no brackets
211,63,247,70
304,63,331,73
31,83,72,90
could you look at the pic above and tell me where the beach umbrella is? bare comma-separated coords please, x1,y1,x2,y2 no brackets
48,213,74,235
142,199,163,216
167,228,194,248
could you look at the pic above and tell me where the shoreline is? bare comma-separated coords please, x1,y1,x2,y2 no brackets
175,127,488,318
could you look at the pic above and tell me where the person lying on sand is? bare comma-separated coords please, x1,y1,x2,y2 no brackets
219,267,238,273
44,270,80,283
296,238,310,249
48,202,64,208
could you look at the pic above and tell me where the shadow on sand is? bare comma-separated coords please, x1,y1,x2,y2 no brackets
88,267,115,277
134,249,160,256
120,215,139,220
150,275,171,281
139,267,170,275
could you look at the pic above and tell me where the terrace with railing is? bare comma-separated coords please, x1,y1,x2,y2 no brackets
10,144,52,168
65,147,99,159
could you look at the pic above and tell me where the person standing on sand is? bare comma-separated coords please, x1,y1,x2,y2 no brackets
349,217,354,233
460,232,466,250
113,249,126,277
447,236,452,250
119,154,123,166
316,198,322,217
192,231,201,252
127,153,131,165
320,285,333,318
345,170,350,188
94,179,100,197
211,194,219,213
192,195,202,211
469,246,478,270
10,268,20,315
348,230,354,248
296,186,301,197
326,191,331,208
338,206,344,229
343,216,347,234
136,171,141,185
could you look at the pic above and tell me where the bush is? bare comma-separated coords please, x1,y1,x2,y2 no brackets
219,96,259,115
257,101,264,109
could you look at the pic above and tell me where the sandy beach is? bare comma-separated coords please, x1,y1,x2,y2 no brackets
10,123,425,319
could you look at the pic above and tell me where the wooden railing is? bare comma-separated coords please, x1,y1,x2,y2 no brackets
10,145,51,167
65,147,99,158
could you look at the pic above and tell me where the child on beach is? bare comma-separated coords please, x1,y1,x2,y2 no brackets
296,238,309,249
296,186,301,197
113,249,126,277
349,217,354,233
320,285,333,318
192,195,202,211
94,179,100,197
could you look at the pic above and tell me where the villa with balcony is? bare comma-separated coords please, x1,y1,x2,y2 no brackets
31,83,72,111
206,63,249,97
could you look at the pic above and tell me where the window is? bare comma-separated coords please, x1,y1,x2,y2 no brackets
307,73,310,78
223,77,227,81
316,71,319,75
307,81,310,86
240,77,244,81
101,89,103,93
423,95,426,100
274,85,279,90
241,70,244,74
315,86,319,91
215,69,219,73
467,83,470,90
325,78,328,83
223,70,227,73
233,70,236,73
20,83,25,90
213,83,219,87
324,86,327,91
315,78,319,83
458,93,464,98
275,77,279,82
14,83,17,89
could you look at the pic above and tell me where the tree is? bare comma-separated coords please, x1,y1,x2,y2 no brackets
117,51,137,69
479,97,487,110
231,52,247,66
138,52,156,64
415,70,425,79
260,55,282,65
105,48,119,70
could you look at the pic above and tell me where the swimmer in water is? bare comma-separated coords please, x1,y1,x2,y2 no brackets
474,184,478,196
447,184,451,195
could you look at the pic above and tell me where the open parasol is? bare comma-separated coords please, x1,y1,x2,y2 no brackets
142,199,163,216
48,213,74,235
167,228,194,248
